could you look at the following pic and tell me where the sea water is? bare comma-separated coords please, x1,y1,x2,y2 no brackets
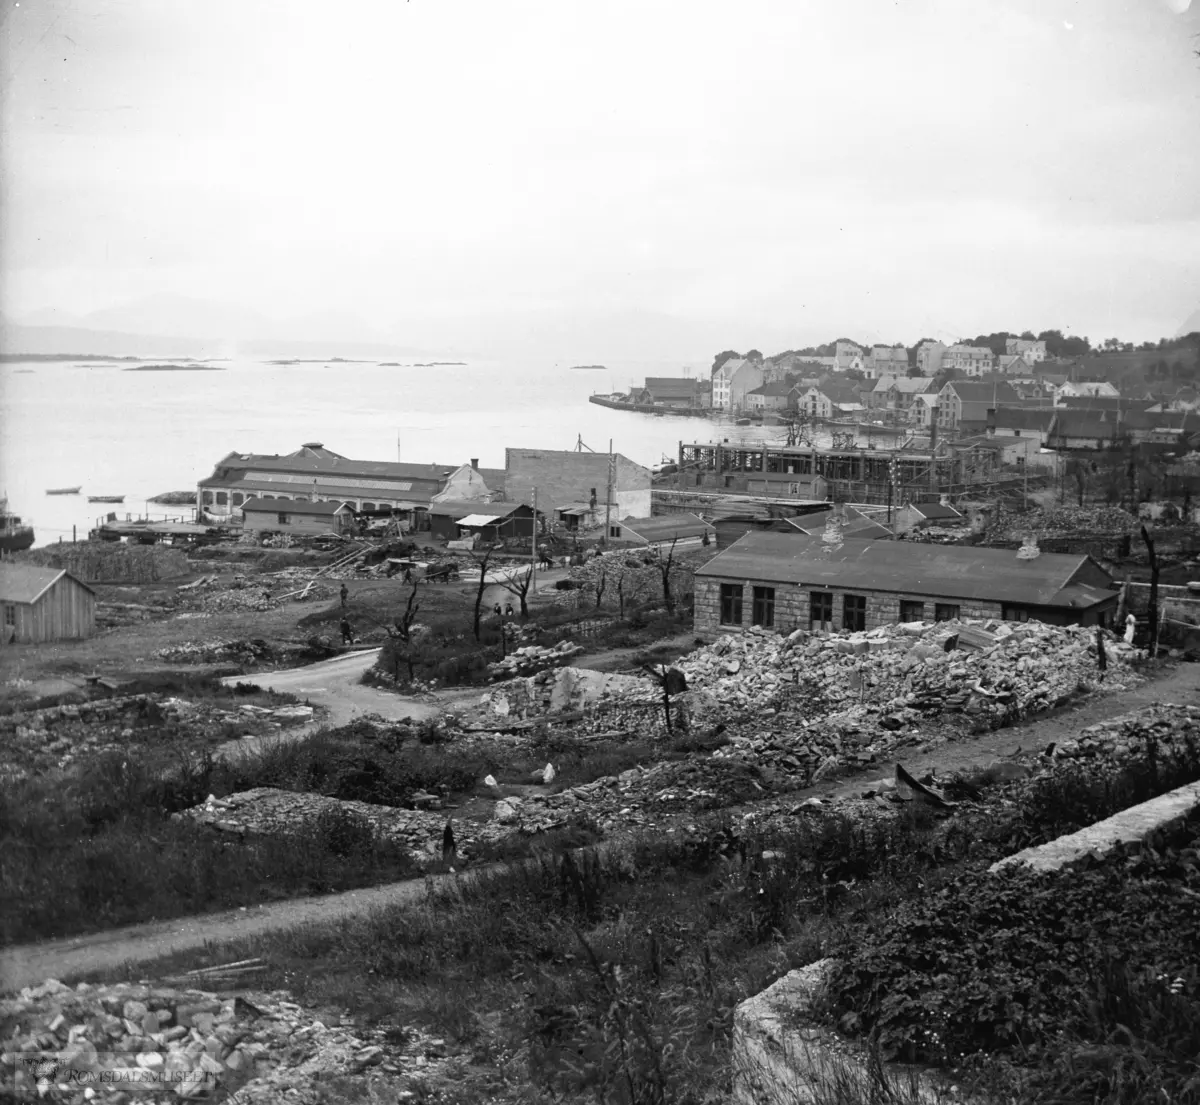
0,357,803,547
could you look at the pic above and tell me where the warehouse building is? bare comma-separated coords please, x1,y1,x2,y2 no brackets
694,532,1116,635
0,563,96,644
607,513,715,548
240,497,356,537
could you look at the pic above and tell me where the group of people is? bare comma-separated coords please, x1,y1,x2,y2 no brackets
493,601,515,618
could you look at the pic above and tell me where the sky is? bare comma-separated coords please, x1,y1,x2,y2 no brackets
1,0,1199,356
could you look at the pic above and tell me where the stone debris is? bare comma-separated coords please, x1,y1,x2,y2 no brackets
0,978,453,1104
990,504,1138,543
487,639,584,681
179,787,512,864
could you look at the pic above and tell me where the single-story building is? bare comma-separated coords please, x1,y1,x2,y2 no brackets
607,513,716,548
0,563,97,644
241,497,356,537
453,503,541,544
894,501,966,534
694,531,1117,635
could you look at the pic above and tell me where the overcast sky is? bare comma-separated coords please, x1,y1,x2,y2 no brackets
2,0,1198,353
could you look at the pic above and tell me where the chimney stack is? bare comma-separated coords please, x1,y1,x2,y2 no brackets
470,458,479,470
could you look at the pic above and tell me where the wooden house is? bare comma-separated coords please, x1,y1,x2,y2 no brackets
240,497,356,537
0,563,96,644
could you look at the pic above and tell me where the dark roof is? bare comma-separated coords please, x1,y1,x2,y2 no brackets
0,564,94,604
1056,396,1152,412
209,448,455,483
992,407,1058,431
695,531,1114,609
476,468,506,490
241,497,352,516
1049,412,1122,441
644,377,699,397
428,500,527,519
786,507,892,540
621,514,715,541
946,381,1020,403
203,478,437,505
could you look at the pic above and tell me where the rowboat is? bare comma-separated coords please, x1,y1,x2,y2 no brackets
88,495,125,503
46,486,81,495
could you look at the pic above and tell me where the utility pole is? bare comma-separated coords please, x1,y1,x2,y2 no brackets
603,439,614,544
530,485,538,595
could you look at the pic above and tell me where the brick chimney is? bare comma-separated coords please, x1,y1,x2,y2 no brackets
470,458,479,470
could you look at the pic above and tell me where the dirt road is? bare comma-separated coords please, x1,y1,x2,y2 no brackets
4,662,1196,995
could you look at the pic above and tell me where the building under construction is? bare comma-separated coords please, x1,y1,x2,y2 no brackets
670,436,1039,506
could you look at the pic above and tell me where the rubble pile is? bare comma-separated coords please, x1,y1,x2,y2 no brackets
1,978,453,1103
1051,702,1200,765
154,638,287,666
992,504,1137,543
0,695,313,778
674,620,1135,733
487,640,584,681
180,787,508,865
96,600,178,629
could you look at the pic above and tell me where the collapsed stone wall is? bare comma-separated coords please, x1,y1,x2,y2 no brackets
13,543,190,583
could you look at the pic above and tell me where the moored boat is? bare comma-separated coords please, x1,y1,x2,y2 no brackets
46,486,81,495
87,495,125,503
0,498,35,553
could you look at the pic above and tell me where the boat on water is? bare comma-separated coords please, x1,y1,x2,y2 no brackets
734,417,752,426
0,498,35,553
46,486,82,495
88,495,125,504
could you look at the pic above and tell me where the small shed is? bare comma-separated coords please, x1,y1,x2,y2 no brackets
241,497,355,537
608,513,716,548
0,563,97,644
454,503,541,544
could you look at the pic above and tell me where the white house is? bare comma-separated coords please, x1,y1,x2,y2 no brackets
943,344,996,377
1054,380,1121,401
711,358,765,411
795,382,865,420
915,340,947,376
1005,337,1047,364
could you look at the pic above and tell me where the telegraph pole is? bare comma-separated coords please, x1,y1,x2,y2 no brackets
604,439,614,543
530,485,538,595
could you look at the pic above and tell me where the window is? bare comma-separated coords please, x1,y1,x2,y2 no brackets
934,603,960,622
609,525,621,538
215,492,228,505
719,584,743,626
363,502,376,511
4,605,14,627
202,491,214,505
899,600,925,622
810,591,833,631
277,513,291,525
752,586,775,628
1002,604,1029,623
232,493,244,506
843,593,866,632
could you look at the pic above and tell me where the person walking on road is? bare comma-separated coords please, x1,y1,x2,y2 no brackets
340,617,354,646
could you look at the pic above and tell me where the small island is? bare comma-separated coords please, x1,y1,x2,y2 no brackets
148,490,198,505
123,364,226,372
570,364,608,370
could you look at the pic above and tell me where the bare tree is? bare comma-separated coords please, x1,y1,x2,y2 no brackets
1142,525,1160,658
594,566,607,610
502,566,535,619
383,580,423,681
655,537,679,614
468,546,495,641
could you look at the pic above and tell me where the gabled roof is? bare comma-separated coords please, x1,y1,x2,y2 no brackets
891,377,938,394
0,563,95,604
621,513,715,542
696,532,1114,609
644,377,700,398
1049,412,1121,440
241,497,352,516
209,447,456,484
748,381,794,397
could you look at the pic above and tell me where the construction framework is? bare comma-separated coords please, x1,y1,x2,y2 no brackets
673,439,1035,505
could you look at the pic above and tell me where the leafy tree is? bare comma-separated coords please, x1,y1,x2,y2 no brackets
744,349,763,363
1019,330,1036,340
711,350,742,375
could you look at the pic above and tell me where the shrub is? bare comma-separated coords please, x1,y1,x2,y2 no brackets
313,806,378,858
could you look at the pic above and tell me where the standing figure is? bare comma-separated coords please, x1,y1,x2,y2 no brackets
1095,626,1108,681
504,601,514,617
340,583,349,609
340,616,354,645
1124,612,1137,645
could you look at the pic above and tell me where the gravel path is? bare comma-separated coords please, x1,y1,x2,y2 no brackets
4,661,1195,996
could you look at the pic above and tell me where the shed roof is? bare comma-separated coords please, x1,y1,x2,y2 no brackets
429,500,524,519
241,497,351,516
992,407,1058,431
695,531,1113,609
0,563,94,604
621,513,715,541
458,513,502,527
748,381,795,397
208,448,455,484
785,507,892,540
908,502,963,521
